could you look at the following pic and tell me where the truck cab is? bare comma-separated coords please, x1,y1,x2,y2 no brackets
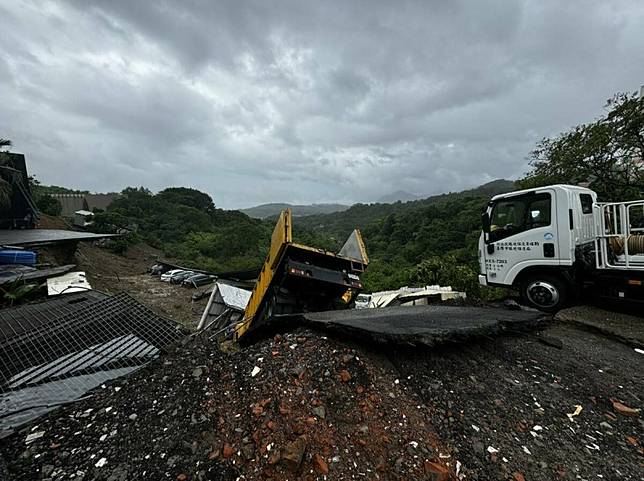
479,184,644,310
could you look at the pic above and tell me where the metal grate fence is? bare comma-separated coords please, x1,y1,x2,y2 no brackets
0,292,185,436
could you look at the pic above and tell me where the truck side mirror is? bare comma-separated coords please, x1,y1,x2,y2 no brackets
481,212,491,233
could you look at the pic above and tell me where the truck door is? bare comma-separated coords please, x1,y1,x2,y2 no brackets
483,190,558,286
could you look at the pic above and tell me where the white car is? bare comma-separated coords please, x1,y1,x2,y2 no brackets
354,293,371,309
160,269,184,282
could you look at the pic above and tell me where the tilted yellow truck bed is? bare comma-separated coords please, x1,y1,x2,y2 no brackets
233,210,368,340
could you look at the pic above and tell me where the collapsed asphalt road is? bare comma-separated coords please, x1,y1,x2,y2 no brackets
299,305,544,346
1,305,642,481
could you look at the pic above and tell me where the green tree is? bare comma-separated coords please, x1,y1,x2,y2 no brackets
36,194,62,216
157,187,215,215
520,92,644,201
410,255,481,297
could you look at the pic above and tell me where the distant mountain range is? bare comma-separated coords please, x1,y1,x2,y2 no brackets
241,179,516,219
241,203,350,219
376,190,421,203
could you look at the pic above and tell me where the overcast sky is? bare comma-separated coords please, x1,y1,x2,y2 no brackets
1,1,643,208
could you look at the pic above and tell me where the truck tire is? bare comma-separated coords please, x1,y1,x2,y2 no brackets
520,274,568,312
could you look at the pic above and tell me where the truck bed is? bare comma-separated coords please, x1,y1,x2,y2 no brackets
233,210,368,340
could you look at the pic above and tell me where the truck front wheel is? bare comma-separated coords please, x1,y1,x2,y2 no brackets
520,274,568,312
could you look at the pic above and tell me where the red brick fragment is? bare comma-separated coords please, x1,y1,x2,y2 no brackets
424,460,449,481
222,443,235,458
314,454,329,474
611,399,640,417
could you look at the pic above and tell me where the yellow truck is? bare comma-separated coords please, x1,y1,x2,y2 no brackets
233,210,369,340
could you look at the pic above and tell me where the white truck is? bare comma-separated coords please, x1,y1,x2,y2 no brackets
479,184,644,311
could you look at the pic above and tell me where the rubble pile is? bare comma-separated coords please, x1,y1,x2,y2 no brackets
2,329,452,480
392,324,644,481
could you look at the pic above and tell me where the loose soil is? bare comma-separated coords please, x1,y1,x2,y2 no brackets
2,331,451,481
2,321,642,480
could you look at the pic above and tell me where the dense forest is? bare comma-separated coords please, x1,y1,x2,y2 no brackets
41,90,644,298
85,180,513,297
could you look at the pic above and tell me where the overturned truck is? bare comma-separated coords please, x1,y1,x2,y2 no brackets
233,210,368,340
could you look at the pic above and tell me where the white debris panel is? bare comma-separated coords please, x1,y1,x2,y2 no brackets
217,282,252,311
47,271,92,296
362,285,466,309
198,282,252,330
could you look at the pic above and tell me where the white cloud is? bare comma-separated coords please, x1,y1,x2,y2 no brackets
1,0,643,208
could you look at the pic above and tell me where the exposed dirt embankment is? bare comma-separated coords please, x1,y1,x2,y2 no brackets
73,242,206,329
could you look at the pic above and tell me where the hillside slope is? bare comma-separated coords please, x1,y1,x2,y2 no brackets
298,179,516,242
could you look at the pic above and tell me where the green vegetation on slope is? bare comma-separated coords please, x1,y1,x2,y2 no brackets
92,187,273,272
298,179,515,246
519,92,644,201
90,180,514,298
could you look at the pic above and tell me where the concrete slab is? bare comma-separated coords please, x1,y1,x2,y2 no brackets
0,264,75,285
0,229,118,247
278,305,547,346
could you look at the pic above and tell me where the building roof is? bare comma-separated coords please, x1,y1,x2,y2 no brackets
86,193,118,211
49,194,87,217
49,193,119,217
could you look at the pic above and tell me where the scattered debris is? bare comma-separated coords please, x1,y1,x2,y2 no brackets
0,229,119,248
1,330,450,480
610,399,640,417
567,404,583,421
0,264,76,286
198,281,252,331
356,285,466,309
46,271,91,296
24,431,44,444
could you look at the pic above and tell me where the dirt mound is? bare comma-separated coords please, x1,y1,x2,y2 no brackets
2,329,451,480
75,242,163,278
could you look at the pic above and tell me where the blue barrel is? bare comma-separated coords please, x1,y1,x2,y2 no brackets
0,249,37,265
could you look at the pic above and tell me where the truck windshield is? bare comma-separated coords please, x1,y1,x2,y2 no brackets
489,193,551,242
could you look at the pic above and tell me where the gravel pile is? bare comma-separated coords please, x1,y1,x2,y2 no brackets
2,330,451,480
391,324,643,481
2,320,642,481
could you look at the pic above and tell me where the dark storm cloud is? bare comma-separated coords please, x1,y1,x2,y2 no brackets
1,1,643,208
